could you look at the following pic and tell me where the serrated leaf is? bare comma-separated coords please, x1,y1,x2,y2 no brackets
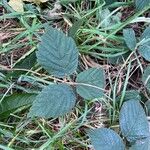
142,65,150,90
122,90,141,101
123,28,136,51
8,0,24,12
36,26,79,78
117,90,141,103
68,19,83,38
88,128,125,150
138,44,150,61
141,27,150,40
0,93,37,116
119,100,149,142
138,27,150,61
28,84,76,118
76,68,105,100
130,138,150,150
135,0,150,11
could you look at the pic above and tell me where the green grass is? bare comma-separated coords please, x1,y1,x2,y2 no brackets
0,0,150,149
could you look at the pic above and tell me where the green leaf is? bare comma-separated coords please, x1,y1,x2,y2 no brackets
135,0,150,11
99,9,111,28
36,26,79,78
0,72,5,81
28,84,76,118
142,65,150,90
123,28,136,51
108,52,130,65
0,93,37,115
105,0,118,5
88,128,125,150
60,0,77,5
130,138,150,150
117,90,141,103
141,27,150,40
138,27,150,61
76,68,105,100
99,8,121,28
68,19,83,38
119,100,149,142
122,90,141,101
145,100,150,115
7,51,37,78
138,44,150,62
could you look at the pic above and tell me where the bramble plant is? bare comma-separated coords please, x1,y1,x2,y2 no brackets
25,26,149,149
1,0,150,149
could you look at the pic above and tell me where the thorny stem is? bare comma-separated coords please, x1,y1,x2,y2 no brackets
0,64,107,92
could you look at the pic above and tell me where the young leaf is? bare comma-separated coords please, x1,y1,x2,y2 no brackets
142,65,150,91
99,9,111,28
0,93,37,116
138,27,150,61
36,26,79,78
76,68,105,100
123,28,136,51
88,128,125,150
135,0,150,11
28,84,76,118
68,19,83,38
130,137,150,150
119,100,149,142
99,8,121,28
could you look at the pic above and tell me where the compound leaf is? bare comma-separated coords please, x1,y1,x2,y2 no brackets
36,26,79,78
119,100,149,142
135,0,150,11
123,28,136,51
76,68,105,100
88,128,125,150
28,84,76,118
